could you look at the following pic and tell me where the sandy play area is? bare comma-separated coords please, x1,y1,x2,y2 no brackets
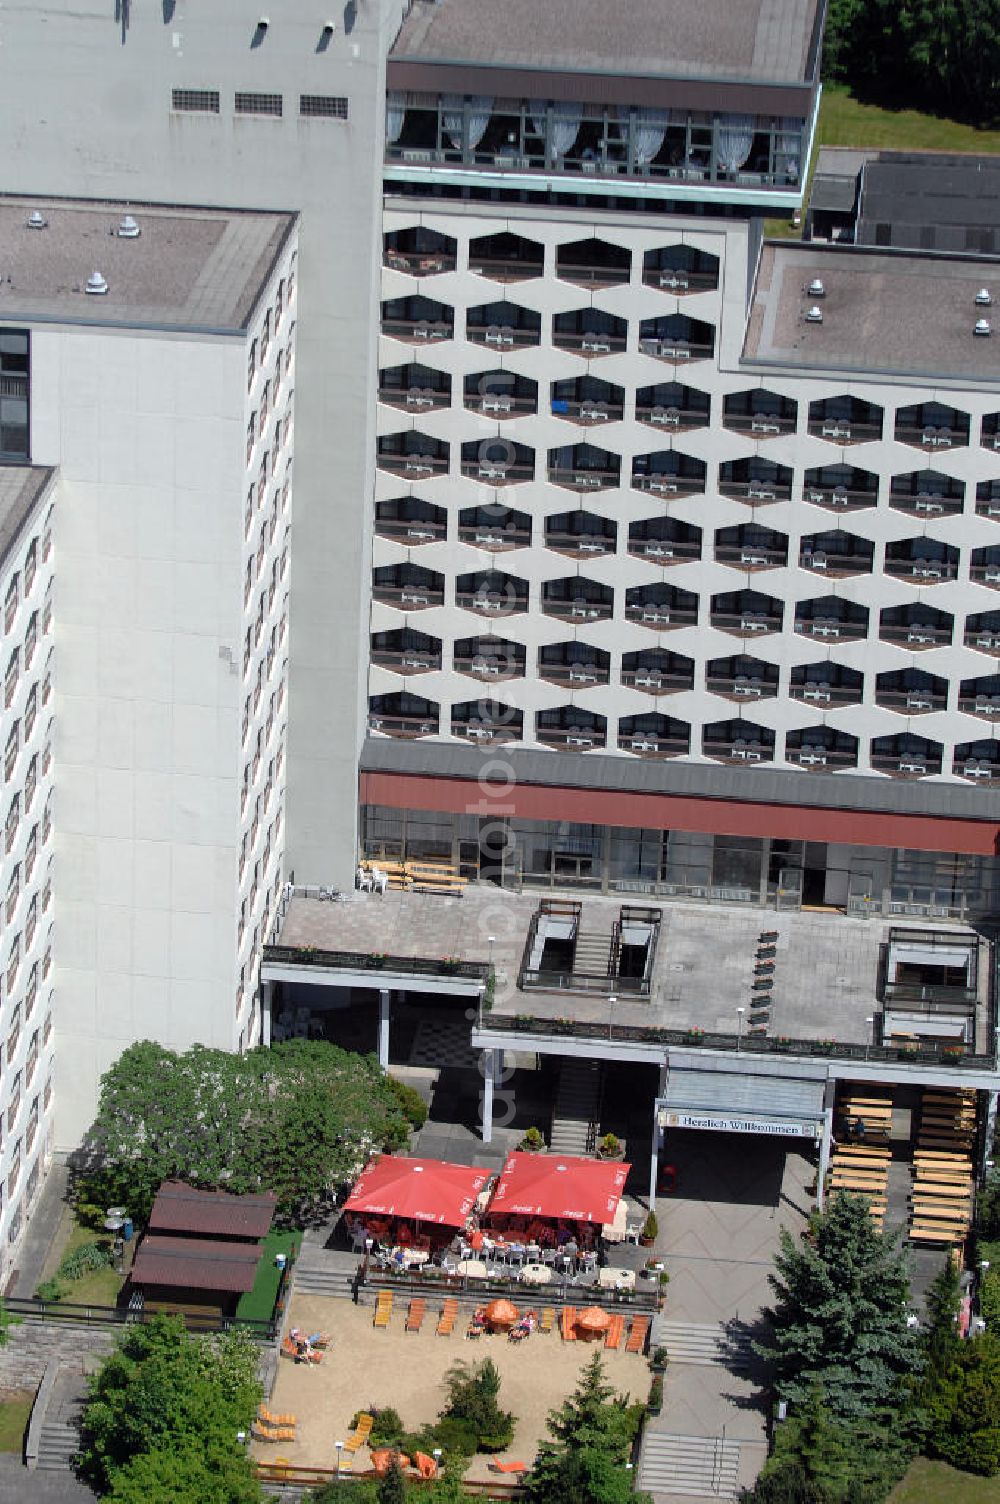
257,1294,649,1483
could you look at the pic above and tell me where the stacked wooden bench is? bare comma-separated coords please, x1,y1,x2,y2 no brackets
839,1088,893,1144
909,1089,976,1246
360,858,468,896
828,1141,890,1230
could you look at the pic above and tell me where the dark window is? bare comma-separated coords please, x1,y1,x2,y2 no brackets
171,89,220,114
300,95,349,120
0,333,29,463
235,92,283,117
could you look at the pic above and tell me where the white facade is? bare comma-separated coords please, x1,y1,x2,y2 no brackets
0,472,57,1281
18,231,298,1147
372,200,1000,785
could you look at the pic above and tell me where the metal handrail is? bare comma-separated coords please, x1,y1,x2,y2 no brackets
264,944,488,983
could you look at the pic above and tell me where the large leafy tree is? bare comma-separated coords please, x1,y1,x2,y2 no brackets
923,1332,1000,1476
77,1315,262,1496
525,1352,650,1504
755,1194,922,1419
79,1038,409,1224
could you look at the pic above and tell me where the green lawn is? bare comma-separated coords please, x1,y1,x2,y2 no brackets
235,1227,301,1326
765,84,1000,238
36,1206,126,1308
890,1457,1000,1504
0,1392,34,1453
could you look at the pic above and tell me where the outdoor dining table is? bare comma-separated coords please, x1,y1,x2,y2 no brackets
520,1263,552,1286
457,1258,489,1279
597,1266,636,1291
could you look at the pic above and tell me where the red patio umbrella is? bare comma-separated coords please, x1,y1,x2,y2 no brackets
344,1156,489,1228
486,1152,631,1226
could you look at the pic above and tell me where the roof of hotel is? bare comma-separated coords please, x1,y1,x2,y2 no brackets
0,466,54,572
0,197,295,333
744,242,1000,384
390,0,821,84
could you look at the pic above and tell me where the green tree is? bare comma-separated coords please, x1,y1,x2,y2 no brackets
441,1357,514,1450
923,1332,1000,1476
755,1194,922,1419
78,1038,409,1225
921,1257,962,1376
77,1315,262,1494
106,1437,262,1504
377,1458,407,1504
526,1353,651,1504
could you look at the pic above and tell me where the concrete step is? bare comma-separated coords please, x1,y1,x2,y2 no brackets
651,1319,753,1371
573,931,613,973
638,1432,741,1499
36,1422,78,1470
550,1058,602,1154
291,1266,357,1298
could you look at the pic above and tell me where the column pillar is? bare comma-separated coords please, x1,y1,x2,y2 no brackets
816,1104,834,1211
649,1059,668,1205
261,981,273,1049
378,989,391,1069
481,1050,495,1144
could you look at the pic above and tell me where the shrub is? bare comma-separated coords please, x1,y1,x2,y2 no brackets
599,1133,621,1158
519,1127,545,1151
60,1241,113,1282
441,1358,515,1452
369,1407,405,1446
386,1077,428,1131
647,1374,663,1414
641,1211,658,1242
35,1278,67,1302
431,1416,478,1458
980,1267,1000,1330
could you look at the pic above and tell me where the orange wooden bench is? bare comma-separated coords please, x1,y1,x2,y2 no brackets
604,1314,625,1351
406,1298,427,1333
626,1316,650,1354
561,1306,578,1341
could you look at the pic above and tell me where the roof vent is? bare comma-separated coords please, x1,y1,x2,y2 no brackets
807,278,826,298
85,271,109,296
117,214,140,239
974,318,991,337
975,288,992,307
804,305,824,324
26,210,47,230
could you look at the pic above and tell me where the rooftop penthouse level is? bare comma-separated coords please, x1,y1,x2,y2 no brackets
265,890,997,1076
385,0,822,203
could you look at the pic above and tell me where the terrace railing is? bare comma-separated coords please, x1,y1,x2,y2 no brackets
264,943,489,984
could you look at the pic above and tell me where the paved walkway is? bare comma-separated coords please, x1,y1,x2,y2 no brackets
643,1132,813,1501
0,1458,94,1501
7,1158,71,1300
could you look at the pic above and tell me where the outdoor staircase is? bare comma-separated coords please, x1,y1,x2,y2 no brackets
651,1318,753,1371
549,1057,602,1155
290,1245,358,1300
638,1432,741,1499
36,1421,78,1472
572,926,615,977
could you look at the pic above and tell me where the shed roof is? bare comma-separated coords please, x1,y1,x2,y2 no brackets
147,1181,276,1241
130,1235,261,1294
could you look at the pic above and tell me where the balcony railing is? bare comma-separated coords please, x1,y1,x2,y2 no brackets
539,662,611,688
890,492,964,518
378,452,449,479
618,733,687,758
452,721,521,745
536,726,607,751
794,616,867,641
632,472,703,498
543,597,613,623
799,550,872,577
458,524,531,550
642,267,717,294
707,675,777,700
372,584,445,610
637,336,713,361
466,393,537,418
723,413,796,437
453,652,525,680
635,404,706,431
716,545,786,569
383,247,457,276
557,261,631,289
958,693,1000,717
788,746,857,770
870,752,941,778
703,738,773,763
970,563,1000,588
622,668,692,694
461,459,534,484
456,590,528,616
551,398,624,425
468,253,543,282
802,483,877,511
966,628,1000,653
545,532,616,557
547,466,619,492
378,384,450,411
895,424,967,450
957,758,1000,783
877,688,947,714
626,603,696,630
554,330,627,356
718,478,792,504
628,539,700,565
884,559,957,583
880,623,952,649
375,518,446,545
808,418,882,444
370,648,442,674
711,611,782,636
368,713,438,738
380,317,452,343
479,1011,996,1070
467,322,540,350
265,942,488,985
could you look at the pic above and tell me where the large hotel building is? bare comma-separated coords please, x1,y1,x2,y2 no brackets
0,0,997,1284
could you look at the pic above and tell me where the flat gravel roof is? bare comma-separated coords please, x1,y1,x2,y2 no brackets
0,466,54,571
391,0,820,84
0,197,295,332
